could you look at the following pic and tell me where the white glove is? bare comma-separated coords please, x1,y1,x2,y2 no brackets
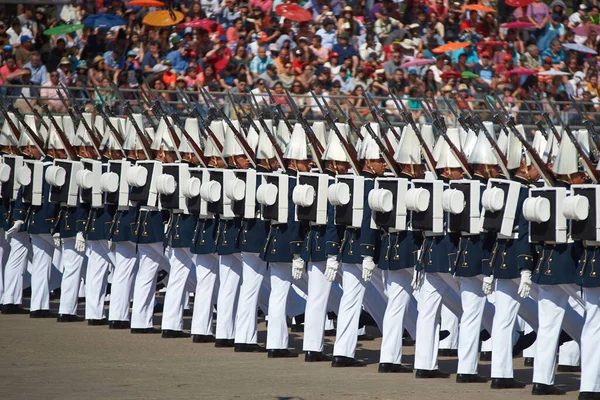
362,256,376,282
75,231,86,253
411,268,424,291
324,255,339,282
518,269,532,298
453,274,461,291
291,255,304,280
482,275,495,295
53,233,62,248
5,220,23,240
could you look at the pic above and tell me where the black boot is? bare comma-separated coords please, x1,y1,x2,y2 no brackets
267,349,298,358
532,383,566,395
304,351,332,362
108,320,130,329
331,356,366,367
162,330,191,338
30,310,57,318
415,369,450,378
456,374,488,383
378,363,412,373
490,378,527,389
192,334,215,343
234,343,267,353
57,314,85,322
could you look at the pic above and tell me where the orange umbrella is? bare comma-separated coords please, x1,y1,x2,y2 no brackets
126,0,165,6
463,4,496,12
143,10,184,26
432,42,471,54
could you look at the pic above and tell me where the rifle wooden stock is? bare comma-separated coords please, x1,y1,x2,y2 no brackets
9,107,46,157
41,104,79,160
340,100,364,141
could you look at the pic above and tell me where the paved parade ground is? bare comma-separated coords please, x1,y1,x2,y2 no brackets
0,298,581,400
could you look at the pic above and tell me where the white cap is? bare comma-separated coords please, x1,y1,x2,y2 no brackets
311,121,327,150
122,114,145,151
506,124,527,170
0,112,20,147
61,116,76,143
47,116,65,150
459,126,469,149
496,128,508,156
151,116,180,152
468,121,498,165
18,114,45,148
530,130,547,166
39,116,51,147
432,135,444,162
554,134,578,175
256,120,275,160
462,128,478,159
222,119,244,158
395,124,421,164
421,124,435,152
94,114,105,140
204,120,224,158
276,119,291,150
436,128,463,169
359,133,381,160
72,113,95,147
178,118,201,153
323,123,349,162
542,129,559,164
284,123,309,160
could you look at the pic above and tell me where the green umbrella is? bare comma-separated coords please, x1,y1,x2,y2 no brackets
461,71,479,79
43,24,84,36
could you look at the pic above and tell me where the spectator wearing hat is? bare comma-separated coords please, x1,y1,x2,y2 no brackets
337,6,362,36
14,35,33,68
6,18,33,49
456,83,473,109
495,54,516,85
568,4,588,28
22,51,48,85
166,42,191,74
332,32,359,74
567,71,586,99
249,45,273,79
73,60,89,89
315,19,338,50
160,60,178,88
57,57,72,86
472,51,496,90
89,55,109,87
323,52,341,75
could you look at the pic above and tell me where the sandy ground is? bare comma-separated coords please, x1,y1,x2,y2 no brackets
0,297,581,400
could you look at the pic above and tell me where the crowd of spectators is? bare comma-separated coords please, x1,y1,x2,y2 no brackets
0,0,599,125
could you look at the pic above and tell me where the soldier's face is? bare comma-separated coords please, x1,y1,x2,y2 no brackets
369,159,386,176
295,159,311,172
233,155,250,169
527,164,540,182
269,157,280,170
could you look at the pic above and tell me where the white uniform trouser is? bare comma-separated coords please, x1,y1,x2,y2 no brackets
29,234,55,312
457,275,488,374
0,231,10,304
108,241,138,322
234,252,266,344
379,269,413,364
216,254,243,340
266,262,294,350
303,261,334,352
2,231,30,305
533,284,584,385
581,287,600,392
131,242,168,329
558,341,580,366
85,240,112,320
191,253,219,335
333,263,384,358
414,272,463,371
162,247,196,331
58,237,86,315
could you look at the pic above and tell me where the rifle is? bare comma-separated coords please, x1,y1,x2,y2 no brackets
309,90,361,175
40,103,79,160
57,83,102,158
540,94,599,183
419,98,472,179
531,94,562,142
21,92,49,132
203,87,256,168
336,99,364,141
569,93,600,160
441,94,472,133
249,92,286,172
456,90,510,179
264,85,294,134
283,88,324,172
364,92,402,142
83,86,125,157
358,110,403,177
485,96,556,187
136,86,159,131
10,107,47,158
0,100,21,143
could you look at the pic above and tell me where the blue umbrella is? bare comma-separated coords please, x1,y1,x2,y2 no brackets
562,43,598,55
83,14,127,29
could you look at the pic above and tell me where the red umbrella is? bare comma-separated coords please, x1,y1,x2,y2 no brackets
399,58,435,69
463,3,496,12
432,41,471,54
176,19,215,30
505,67,536,76
572,24,600,37
126,0,165,7
477,40,506,47
501,21,535,29
506,0,534,7
275,4,312,22
440,70,462,79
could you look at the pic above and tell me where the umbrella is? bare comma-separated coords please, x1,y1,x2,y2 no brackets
477,40,506,47
432,41,471,54
399,58,435,69
440,70,462,79
506,0,534,6
143,10,184,27
500,21,535,29
83,14,126,29
462,71,479,79
572,24,600,37
126,0,165,6
506,68,536,76
275,4,312,22
563,43,598,55
538,70,570,76
176,19,216,30
463,4,496,12
43,23,84,36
